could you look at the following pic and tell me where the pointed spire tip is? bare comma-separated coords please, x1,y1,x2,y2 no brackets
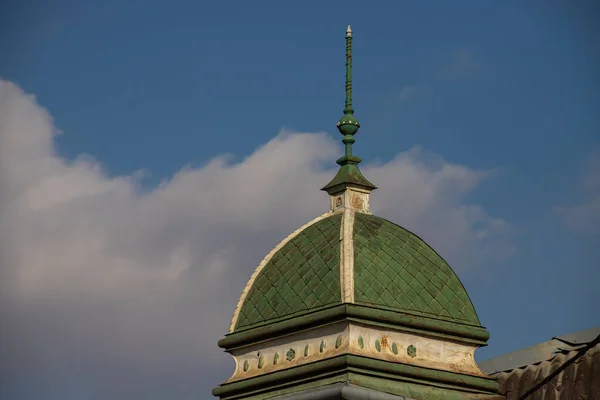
346,25,352,37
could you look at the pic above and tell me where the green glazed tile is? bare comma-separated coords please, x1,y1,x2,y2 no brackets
353,213,480,325
235,214,342,330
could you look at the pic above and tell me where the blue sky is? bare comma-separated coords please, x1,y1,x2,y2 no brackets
1,1,599,398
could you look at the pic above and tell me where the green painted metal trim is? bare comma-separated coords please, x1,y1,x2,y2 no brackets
346,372,502,400
240,378,347,400
213,354,499,398
321,163,377,194
219,305,345,349
346,355,499,392
218,304,489,351
347,304,489,342
213,357,347,398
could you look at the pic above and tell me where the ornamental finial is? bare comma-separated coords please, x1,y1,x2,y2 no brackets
322,25,376,195
336,24,359,160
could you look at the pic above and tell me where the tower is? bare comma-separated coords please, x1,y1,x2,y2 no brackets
213,26,503,400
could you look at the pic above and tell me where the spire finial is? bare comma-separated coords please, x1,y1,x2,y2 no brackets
322,26,376,196
336,23,359,160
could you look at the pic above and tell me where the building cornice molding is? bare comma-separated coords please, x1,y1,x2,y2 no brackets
213,354,501,399
218,303,490,351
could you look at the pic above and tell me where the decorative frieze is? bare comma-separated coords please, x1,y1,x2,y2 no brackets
226,322,487,383
228,323,348,382
348,324,486,377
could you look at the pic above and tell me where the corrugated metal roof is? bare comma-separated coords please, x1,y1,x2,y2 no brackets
479,327,600,374
487,332,600,400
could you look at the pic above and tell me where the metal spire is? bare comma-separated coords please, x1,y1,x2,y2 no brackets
322,25,376,195
336,24,360,161
344,25,353,115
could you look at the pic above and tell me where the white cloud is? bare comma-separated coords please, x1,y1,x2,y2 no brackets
557,151,600,232
0,79,511,398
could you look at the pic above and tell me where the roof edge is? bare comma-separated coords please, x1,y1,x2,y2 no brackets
321,164,377,195
479,327,600,374
218,303,490,351
213,354,500,398
266,382,415,400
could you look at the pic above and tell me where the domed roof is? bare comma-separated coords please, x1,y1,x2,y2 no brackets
229,210,480,333
215,26,499,400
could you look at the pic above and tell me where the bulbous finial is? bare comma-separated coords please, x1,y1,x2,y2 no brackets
337,24,360,148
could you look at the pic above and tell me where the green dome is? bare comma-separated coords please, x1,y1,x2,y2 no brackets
215,26,500,400
233,214,343,332
352,213,480,325
231,212,480,332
